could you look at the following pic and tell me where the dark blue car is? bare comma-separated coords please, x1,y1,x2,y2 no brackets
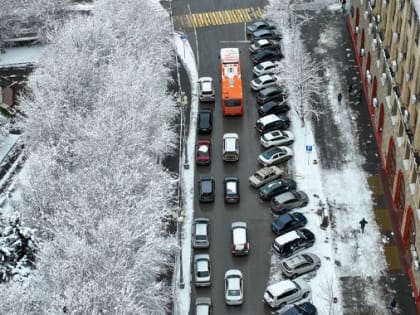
271,212,307,236
282,302,318,315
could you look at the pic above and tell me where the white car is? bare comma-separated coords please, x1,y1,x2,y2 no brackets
258,146,293,166
263,279,311,309
194,254,211,287
250,74,278,91
192,218,210,249
249,39,280,53
231,222,249,255
224,269,243,305
252,61,281,76
260,130,295,148
198,77,215,102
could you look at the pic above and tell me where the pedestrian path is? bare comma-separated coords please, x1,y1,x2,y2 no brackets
173,7,264,29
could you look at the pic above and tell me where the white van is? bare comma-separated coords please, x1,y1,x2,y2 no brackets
223,133,239,162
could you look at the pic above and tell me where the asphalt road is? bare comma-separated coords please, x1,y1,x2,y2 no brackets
172,0,275,314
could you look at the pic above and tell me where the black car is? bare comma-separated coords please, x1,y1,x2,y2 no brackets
271,213,307,236
257,86,288,105
246,21,276,36
250,29,282,41
198,176,215,203
251,49,284,64
198,109,213,134
258,101,290,117
223,176,240,204
282,302,318,315
258,178,297,201
272,228,315,257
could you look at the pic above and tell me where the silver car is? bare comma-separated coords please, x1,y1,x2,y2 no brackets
195,297,212,315
224,269,243,305
192,218,210,249
194,254,211,287
198,77,215,102
279,253,321,279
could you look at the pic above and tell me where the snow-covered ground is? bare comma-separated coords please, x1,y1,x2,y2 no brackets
173,3,389,315
0,46,44,68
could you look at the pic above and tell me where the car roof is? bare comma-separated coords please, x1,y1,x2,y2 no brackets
195,221,208,235
273,191,296,203
274,230,300,245
282,254,311,268
254,29,271,36
267,280,296,296
258,114,280,124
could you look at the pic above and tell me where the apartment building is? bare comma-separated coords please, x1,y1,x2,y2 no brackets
348,0,420,310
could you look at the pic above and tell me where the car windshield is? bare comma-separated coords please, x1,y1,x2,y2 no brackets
254,78,262,84
228,289,241,296
196,235,207,241
262,148,279,159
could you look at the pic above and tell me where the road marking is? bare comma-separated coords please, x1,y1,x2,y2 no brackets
174,7,265,29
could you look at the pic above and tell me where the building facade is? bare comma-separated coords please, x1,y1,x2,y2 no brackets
348,0,420,310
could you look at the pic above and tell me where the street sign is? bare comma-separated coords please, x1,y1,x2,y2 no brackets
306,145,313,152
180,34,188,40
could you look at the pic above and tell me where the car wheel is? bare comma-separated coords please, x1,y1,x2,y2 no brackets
303,292,310,299
291,273,298,279
279,302,286,309
314,265,320,271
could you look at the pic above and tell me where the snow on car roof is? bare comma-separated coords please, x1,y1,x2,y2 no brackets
198,145,209,153
267,280,296,297
274,230,300,246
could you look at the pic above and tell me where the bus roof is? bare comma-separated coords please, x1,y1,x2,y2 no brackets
220,48,240,64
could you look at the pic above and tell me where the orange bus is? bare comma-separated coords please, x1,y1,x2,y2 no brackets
220,48,243,116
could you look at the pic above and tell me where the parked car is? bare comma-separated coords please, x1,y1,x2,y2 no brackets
249,39,280,53
231,222,249,255
246,20,276,36
250,29,282,41
258,146,293,166
255,114,290,134
224,176,240,204
198,176,215,203
257,86,287,104
224,269,244,305
253,61,281,76
195,139,211,165
263,279,311,309
249,165,284,188
251,49,284,64
194,254,211,287
271,213,307,236
192,218,210,249
260,130,295,148
195,297,212,315
279,302,318,315
250,74,278,91
272,228,315,258
198,109,213,134
259,178,297,201
198,77,215,102
222,133,240,162
279,253,321,279
258,101,290,116
271,190,309,215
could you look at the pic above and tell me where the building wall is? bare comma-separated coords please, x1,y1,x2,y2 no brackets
348,0,420,308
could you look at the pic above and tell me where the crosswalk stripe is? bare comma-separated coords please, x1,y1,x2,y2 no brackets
174,7,266,29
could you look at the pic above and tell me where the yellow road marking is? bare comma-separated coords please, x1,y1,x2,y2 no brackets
209,12,216,25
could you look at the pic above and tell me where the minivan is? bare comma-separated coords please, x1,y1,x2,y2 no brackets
223,133,239,162
255,114,290,134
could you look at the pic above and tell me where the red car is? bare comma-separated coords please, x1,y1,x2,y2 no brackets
196,139,211,165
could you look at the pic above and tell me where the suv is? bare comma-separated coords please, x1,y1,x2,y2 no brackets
272,228,315,258
279,253,321,279
271,190,309,215
249,166,283,188
257,86,287,104
263,279,311,309
231,222,249,255
198,176,215,203
192,218,210,248
222,133,239,162
255,114,290,134
198,77,215,102
198,109,213,134
258,101,290,117
224,176,240,204
258,178,297,201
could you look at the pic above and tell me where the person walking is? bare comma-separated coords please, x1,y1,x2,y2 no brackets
389,298,397,313
359,218,368,233
338,92,342,104
348,83,353,94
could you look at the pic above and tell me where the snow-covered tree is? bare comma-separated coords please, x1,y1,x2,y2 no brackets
1,0,178,313
265,0,324,126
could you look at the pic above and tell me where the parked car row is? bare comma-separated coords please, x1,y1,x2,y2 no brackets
246,22,320,314
194,71,246,314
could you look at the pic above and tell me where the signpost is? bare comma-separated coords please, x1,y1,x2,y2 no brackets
180,33,188,60
306,145,312,165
